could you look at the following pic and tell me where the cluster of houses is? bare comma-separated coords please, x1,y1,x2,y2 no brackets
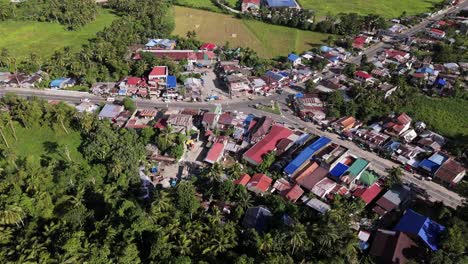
0,71,44,88
309,112,467,188
241,0,301,13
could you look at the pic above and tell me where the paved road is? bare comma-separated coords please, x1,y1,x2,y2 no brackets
348,1,468,65
1,87,464,208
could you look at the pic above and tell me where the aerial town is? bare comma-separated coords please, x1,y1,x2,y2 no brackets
0,0,467,263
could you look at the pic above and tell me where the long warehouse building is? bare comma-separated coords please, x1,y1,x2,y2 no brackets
284,136,332,176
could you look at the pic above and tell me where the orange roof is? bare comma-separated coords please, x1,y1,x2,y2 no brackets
246,173,272,193
340,116,356,128
234,174,251,186
284,184,304,202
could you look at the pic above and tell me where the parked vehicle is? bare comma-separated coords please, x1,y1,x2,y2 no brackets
106,97,115,102
81,98,90,103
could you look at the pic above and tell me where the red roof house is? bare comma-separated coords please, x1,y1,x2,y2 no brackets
149,66,168,77
353,183,382,205
246,173,273,194
200,43,217,51
234,174,252,186
243,125,293,166
355,71,373,82
429,28,446,39
434,159,466,186
352,36,367,49
204,142,225,164
284,184,304,202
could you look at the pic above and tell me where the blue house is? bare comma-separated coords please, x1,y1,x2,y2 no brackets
284,136,331,176
166,75,177,89
266,0,299,8
394,209,445,251
288,53,301,66
418,152,448,174
50,78,75,89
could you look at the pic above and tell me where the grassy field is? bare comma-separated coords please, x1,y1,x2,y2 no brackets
298,0,441,18
173,0,440,19
173,6,332,58
0,9,117,62
1,122,84,164
174,0,222,12
401,96,468,138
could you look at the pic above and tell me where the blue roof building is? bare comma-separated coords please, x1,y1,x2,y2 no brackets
288,53,300,62
50,78,75,89
166,75,177,89
329,163,349,180
284,136,331,176
266,0,299,8
320,46,333,52
416,67,434,74
265,71,285,82
418,152,448,174
394,209,445,251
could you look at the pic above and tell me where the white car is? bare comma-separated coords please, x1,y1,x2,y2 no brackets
106,97,115,102
81,98,90,103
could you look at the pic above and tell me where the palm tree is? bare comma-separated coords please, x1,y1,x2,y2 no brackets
288,223,307,255
229,162,243,179
0,205,24,226
258,233,273,253
52,104,69,134
0,116,10,148
235,188,252,210
385,166,403,188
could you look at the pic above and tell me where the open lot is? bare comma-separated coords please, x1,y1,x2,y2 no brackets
174,0,440,19
401,96,468,138
2,122,84,164
298,0,441,18
174,0,222,12
0,9,117,62
173,6,333,58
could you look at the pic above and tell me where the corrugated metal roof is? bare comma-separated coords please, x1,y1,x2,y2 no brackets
346,158,369,177
284,136,331,176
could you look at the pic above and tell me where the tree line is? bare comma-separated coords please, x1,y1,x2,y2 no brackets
0,0,98,30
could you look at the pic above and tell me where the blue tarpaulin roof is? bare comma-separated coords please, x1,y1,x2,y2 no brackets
416,67,434,74
265,71,284,82
167,75,177,88
428,152,448,165
320,46,332,52
437,78,446,86
288,53,300,61
284,136,331,176
395,209,445,251
50,78,67,87
330,163,349,179
418,159,440,174
266,0,298,7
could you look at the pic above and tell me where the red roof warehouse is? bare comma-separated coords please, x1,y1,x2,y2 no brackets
243,125,293,165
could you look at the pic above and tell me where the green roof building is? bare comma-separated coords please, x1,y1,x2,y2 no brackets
346,158,369,179
359,170,378,186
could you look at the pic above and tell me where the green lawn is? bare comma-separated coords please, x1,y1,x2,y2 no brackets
2,122,84,164
174,0,222,12
0,9,117,62
401,96,468,138
257,102,282,115
174,6,333,58
298,0,441,18
173,0,441,19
